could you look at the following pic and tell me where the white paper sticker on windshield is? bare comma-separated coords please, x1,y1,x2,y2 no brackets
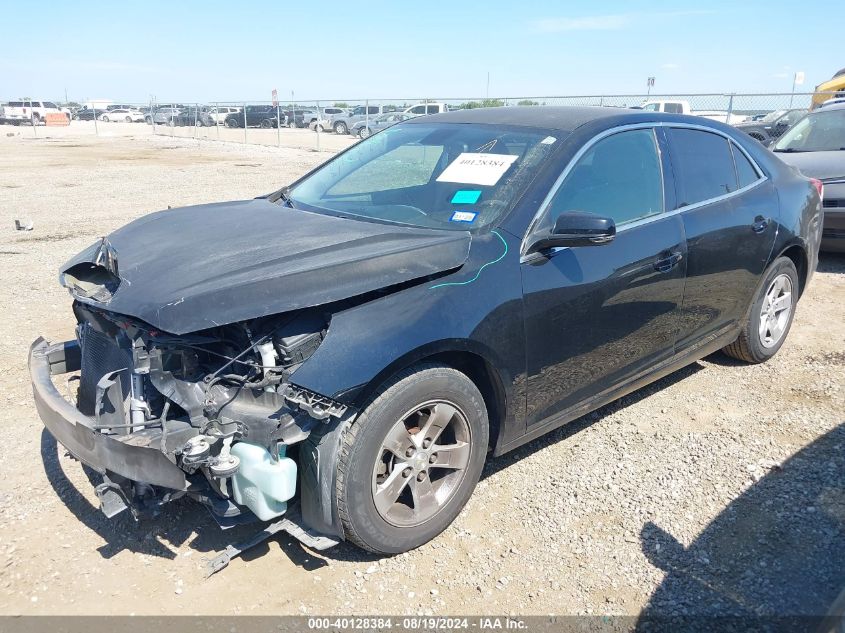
541,135,557,144
436,153,519,186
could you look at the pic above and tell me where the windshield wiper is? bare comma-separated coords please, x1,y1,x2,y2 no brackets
269,187,295,207
772,148,806,153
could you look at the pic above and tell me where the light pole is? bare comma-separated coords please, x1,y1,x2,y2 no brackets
647,76,655,97
789,71,804,108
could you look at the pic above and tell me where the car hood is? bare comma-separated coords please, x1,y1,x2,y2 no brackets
734,122,766,131
774,151,845,182
61,199,471,334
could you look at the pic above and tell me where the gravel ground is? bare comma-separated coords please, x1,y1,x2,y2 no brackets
5,119,357,152
0,131,843,618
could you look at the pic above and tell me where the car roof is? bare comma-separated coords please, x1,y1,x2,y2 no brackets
408,105,658,132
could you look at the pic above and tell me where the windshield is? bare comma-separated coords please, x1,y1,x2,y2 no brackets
773,109,845,152
288,123,560,230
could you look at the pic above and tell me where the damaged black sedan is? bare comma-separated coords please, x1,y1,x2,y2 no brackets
31,107,822,556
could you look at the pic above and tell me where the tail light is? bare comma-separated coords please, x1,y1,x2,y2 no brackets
810,178,824,199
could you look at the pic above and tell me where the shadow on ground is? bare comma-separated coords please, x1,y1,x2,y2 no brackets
637,422,845,632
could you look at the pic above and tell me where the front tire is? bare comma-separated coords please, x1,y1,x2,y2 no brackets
722,256,799,363
336,364,488,554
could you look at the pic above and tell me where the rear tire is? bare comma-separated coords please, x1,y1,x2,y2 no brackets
333,121,348,135
722,256,799,363
125,116,132,123
336,364,488,554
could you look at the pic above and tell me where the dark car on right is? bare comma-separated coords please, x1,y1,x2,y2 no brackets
772,103,845,252
735,108,807,144
224,106,281,129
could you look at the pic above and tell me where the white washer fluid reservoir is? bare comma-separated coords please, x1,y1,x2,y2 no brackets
229,442,297,521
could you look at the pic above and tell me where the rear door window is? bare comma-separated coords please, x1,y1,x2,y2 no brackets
666,128,738,206
731,143,761,189
664,103,684,114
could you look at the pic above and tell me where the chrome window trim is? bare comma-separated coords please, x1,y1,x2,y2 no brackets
520,121,769,259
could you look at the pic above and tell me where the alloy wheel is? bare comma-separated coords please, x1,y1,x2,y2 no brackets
371,400,472,528
758,273,793,348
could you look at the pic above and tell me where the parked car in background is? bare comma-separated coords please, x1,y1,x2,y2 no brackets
106,104,136,112
403,102,450,117
73,108,103,121
145,105,186,124
208,106,242,124
0,100,67,125
330,104,397,134
772,103,845,252
31,107,821,558
100,108,145,123
350,112,412,138
149,107,182,125
308,108,351,132
168,107,215,127
288,109,318,128
819,97,845,109
734,109,807,144
638,100,747,124
224,105,280,128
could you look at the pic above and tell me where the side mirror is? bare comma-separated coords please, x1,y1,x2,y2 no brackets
527,211,616,253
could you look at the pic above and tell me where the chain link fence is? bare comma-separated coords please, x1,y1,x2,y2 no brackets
2,92,840,150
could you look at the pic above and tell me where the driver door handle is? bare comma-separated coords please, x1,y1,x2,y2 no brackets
653,251,683,273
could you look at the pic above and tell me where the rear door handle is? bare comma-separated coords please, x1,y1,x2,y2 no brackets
654,251,683,273
752,215,770,234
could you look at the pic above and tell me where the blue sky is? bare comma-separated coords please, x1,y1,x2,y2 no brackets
0,0,840,103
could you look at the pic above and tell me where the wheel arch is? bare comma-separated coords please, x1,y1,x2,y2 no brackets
350,342,509,453
772,241,809,297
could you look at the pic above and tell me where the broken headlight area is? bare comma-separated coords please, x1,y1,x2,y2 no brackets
64,301,344,524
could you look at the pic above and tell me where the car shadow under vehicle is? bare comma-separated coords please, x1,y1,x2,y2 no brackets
637,422,845,630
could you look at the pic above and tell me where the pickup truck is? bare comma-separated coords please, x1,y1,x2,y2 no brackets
329,105,397,134
638,100,747,125
1,100,69,125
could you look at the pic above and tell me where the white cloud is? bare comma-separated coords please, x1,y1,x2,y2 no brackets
662,63,680,70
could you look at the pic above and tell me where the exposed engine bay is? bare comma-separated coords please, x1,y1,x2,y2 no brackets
65,300,345,527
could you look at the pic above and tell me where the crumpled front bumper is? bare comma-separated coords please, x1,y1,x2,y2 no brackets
29,337,187,491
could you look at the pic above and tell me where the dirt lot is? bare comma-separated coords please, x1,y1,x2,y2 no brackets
9,119,357,152
0,131,843,618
